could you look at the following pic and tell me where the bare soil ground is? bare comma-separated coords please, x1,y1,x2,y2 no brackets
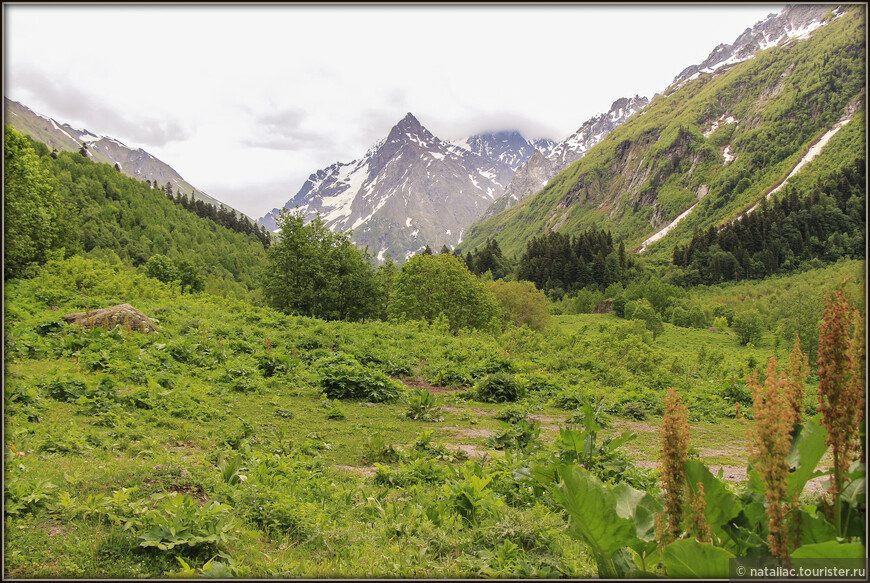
398,378,468,394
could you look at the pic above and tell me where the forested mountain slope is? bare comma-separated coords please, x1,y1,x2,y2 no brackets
461,6,865,261
4,98,248,220
4,129,267,301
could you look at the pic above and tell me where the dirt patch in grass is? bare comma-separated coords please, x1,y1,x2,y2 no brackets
696,446,749,459
168,484,210,503
442,406,494,417
168,440,203,451
334,465,377,477
453,444,491,458
38,522,67,538
440,426,493,439
629,460,828,494
612,419,661,434
398,378,469,394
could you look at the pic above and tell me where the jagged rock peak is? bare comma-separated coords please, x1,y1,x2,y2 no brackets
386,111,436,145
398,111,421,127
672,4,840,86
608,95,649,119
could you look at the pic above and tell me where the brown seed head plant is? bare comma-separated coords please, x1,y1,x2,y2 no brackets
817,288,864,502
660,387,690,542
786,335,810,426
748,357,797,565
847,297,865,465
686,481,711,543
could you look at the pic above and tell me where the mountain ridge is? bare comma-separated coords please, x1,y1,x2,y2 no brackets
4,97,251,221
459,4,864,260
479,95,649,222
257,112,554,260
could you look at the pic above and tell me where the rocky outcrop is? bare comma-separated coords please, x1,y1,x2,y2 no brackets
671,4,837,87
63,303,157,334
593,298,615,314
480,150,554,221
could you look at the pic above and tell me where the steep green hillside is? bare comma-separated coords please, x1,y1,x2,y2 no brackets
5,129,268,301
4,98,246,218
462,7,865,261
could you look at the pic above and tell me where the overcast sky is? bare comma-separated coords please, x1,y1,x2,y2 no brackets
4,3,785,219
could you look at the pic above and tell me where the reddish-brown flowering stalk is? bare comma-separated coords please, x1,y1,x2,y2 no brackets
686,482,711,543
817,289,863,501
847,303,865,464
786,335,810,426
749,357,796,565
660,387,690,542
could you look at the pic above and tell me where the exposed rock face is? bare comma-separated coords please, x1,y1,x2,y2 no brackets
593,298,614,314
481,150,554,221
671,4,838,87
480,95,649,219
63,303,157,333
258,113,553,261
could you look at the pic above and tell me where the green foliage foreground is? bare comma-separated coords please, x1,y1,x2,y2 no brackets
3,257,865,577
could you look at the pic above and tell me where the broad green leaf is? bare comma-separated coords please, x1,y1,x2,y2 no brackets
530,462,557,486
742,501,769,536
613,481,647,520
552,464,639,559
786,416,829,498
796,509,837,545
629,493,662,557
608,431,638,452
663,539,735,578
792,541,866,558
633,492,661,542
841,475,865,507
558,428,585,457
685,460,742,530
746,468,765,495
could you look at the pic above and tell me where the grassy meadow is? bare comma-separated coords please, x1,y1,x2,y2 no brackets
4,256,864,578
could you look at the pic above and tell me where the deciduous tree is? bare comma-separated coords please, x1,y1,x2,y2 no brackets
4,128,69,279
388,253,500,333
262,209,381,321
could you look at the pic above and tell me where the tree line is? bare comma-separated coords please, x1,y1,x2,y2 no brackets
515,228,643,299
261,209,550,333
159,182,272,249
672,156,865,285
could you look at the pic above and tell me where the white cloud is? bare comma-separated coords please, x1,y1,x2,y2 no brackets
4,4,784,219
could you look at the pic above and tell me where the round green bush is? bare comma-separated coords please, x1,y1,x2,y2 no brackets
475,372,524,403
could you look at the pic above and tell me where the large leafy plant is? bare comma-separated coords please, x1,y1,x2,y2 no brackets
138,493,238,552
316,352,404,402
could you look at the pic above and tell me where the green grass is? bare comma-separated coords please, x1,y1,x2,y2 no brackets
3,256,860,577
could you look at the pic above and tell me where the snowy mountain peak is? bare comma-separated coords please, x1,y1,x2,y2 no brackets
548,94,649,171
258,113,553,260
460,131,555,172
385,111,437,148
671,4,837,87
479,94,648,221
